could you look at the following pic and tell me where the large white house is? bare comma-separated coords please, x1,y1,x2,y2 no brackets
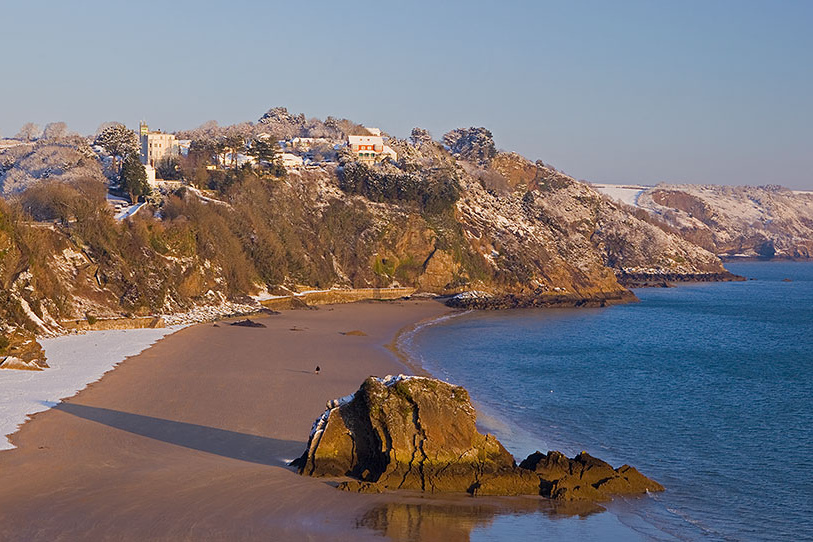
347,127,397,163
139,122,186,168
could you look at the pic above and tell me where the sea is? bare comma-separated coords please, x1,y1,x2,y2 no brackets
399,262,813,541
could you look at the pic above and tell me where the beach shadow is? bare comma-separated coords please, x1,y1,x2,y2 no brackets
46,402,304,468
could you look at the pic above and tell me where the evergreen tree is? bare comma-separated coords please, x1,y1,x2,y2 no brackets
120,153,149,202
95,124,139,176
247,136,283,175
410,127,432,146
442,127,497,167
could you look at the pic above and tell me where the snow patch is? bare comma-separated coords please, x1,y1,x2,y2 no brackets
592,183,649,207
0,326,183,451
114,202,145,221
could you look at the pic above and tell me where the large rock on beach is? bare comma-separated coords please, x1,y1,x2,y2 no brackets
295,376,663,502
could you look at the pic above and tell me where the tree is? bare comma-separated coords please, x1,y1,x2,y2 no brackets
42,122,69,140
410,127,433,146
222,123,252,169
15,122,41,142
308,142,337,164
257,107,305,139
120,153,150,203
95,124,139,176
442,127,497,167
156,156,181,180
246,135,283,174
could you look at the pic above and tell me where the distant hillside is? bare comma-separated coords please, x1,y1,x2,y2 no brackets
636,184,813,259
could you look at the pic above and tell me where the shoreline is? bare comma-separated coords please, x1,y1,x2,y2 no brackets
4,298,546,541
385,307,471,376
0,298,649,541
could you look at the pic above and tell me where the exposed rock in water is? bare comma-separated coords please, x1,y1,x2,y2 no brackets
294,376,663,502
0,356,45,371
444,289,637,310
519,451,664,501
0,328,47,371
616,271,745,288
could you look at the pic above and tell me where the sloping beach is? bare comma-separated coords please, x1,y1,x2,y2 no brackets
0,299,652,541
0,301,447,540
0,302,490,540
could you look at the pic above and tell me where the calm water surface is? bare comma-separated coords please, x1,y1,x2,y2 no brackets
402,262,813,541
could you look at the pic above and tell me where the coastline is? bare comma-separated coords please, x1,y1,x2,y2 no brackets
385,307,471,376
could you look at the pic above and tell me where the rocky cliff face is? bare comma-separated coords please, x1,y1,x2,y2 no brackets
637,184,813,259
295,376,663,502
450,153,734,301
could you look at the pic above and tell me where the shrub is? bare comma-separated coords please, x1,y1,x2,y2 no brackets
337,162,459,214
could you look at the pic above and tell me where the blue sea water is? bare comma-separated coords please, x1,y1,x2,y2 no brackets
402,262,813,541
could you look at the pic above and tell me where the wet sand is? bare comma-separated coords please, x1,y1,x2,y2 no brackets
0,300,567,541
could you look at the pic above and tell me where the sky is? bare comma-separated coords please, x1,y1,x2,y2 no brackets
1,0,811,189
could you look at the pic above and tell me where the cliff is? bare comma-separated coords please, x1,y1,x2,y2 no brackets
636,184,813,259
295,376,663,501
1,115,737,368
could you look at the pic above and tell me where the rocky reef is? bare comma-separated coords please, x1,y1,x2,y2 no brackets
616,270,745,289
294,376,663,502
444,289,637,310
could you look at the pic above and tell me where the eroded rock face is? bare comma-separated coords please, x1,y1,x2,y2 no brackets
296,375,539,495
295,376,663,503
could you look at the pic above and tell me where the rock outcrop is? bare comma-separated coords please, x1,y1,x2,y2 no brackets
519,450,664,501
295,376,663,503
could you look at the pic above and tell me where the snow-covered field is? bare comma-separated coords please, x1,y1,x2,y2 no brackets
0,327,183,451
592,183,650,207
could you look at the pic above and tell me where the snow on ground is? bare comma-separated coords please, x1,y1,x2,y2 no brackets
591,183,650,207
114,202,145,221
0,326,183,451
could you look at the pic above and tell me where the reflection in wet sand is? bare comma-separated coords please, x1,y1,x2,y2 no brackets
356,493,603,541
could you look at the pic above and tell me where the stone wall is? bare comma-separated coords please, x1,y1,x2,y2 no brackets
60,316,165,332
260,287,416,309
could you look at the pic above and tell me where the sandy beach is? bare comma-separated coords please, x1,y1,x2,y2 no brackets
0,300,562,541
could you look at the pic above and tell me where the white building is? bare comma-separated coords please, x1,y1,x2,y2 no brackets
347,127,397,163
139,122,180,168
281,152,304,168
289,137,330,150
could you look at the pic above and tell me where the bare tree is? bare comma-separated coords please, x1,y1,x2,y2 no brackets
223,123,253,169
42,122,69,140
15,122,41,142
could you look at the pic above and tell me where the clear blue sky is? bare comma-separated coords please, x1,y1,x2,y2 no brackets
1,0,811,189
